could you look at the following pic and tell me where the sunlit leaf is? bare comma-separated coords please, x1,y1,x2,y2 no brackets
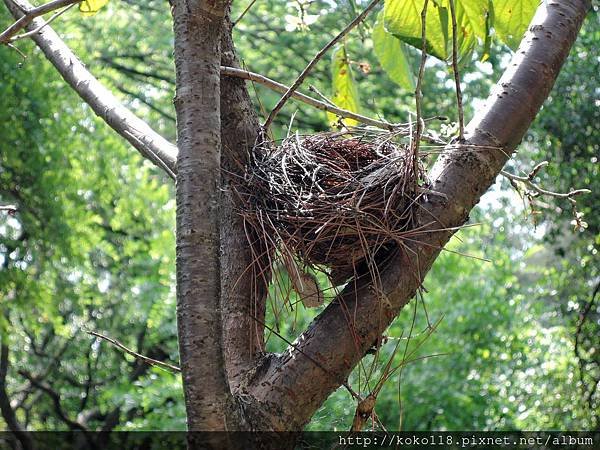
80,0,109,16
454,0,489,61
384,0,450,61
492,0,537,50
373,12,415,90
327,45,361,128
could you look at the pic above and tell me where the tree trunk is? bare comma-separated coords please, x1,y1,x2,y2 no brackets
171,0,238,432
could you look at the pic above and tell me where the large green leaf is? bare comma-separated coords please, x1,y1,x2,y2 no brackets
492,0,538,50
373,12,415,90
384,0,450,61
327,45,361,127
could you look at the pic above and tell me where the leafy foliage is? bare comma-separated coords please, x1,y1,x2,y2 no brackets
372,12,414,90
377,0,537,83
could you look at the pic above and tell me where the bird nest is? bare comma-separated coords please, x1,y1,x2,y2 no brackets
236,129,425,299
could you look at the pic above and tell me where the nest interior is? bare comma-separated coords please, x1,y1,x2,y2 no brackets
237,129,424,288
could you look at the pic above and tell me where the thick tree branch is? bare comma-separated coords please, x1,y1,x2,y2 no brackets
219,25,267,392
248,0,591,429
4,0,177,177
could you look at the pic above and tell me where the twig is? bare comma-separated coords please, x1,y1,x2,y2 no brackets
0,204,18,215
86,330,181,374
0,0,80,44
232,0,258,27
263,0,382,130
308,84,336,107
221,66,446,144
448,0,464,140
222,66,394,131
500,168,591,199
8,2,75,42
412,0,429,190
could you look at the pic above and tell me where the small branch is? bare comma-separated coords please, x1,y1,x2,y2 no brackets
8,2,76,43
448,0,464,140
500,167,591,199
232,0,257,27
263,0,382,130
221,66,446,144
308,84,336,107
86,330,181,374
411,0,429,190
18,369,88,432
0,0,80,44
222,66,395,131
4,0,178,178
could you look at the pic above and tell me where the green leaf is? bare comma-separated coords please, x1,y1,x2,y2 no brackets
492,0,538,50
384,0,450,61
454,0,489,60
327,45,361,128
373,12,415,90
80,0,109,16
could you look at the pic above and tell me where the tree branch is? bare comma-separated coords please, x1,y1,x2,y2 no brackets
0,0,79,43
248,0,592,429
263,0,382,129
219,24,267,392
18,369,88,432
0,342,33,450
222,65,420,135
0,204,17,214
501,167,590,199
87,330,181,374
4,0,177,178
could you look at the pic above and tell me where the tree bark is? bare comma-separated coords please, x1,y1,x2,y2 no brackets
219,18,267,392
171,0,237,432
247,0,592,430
